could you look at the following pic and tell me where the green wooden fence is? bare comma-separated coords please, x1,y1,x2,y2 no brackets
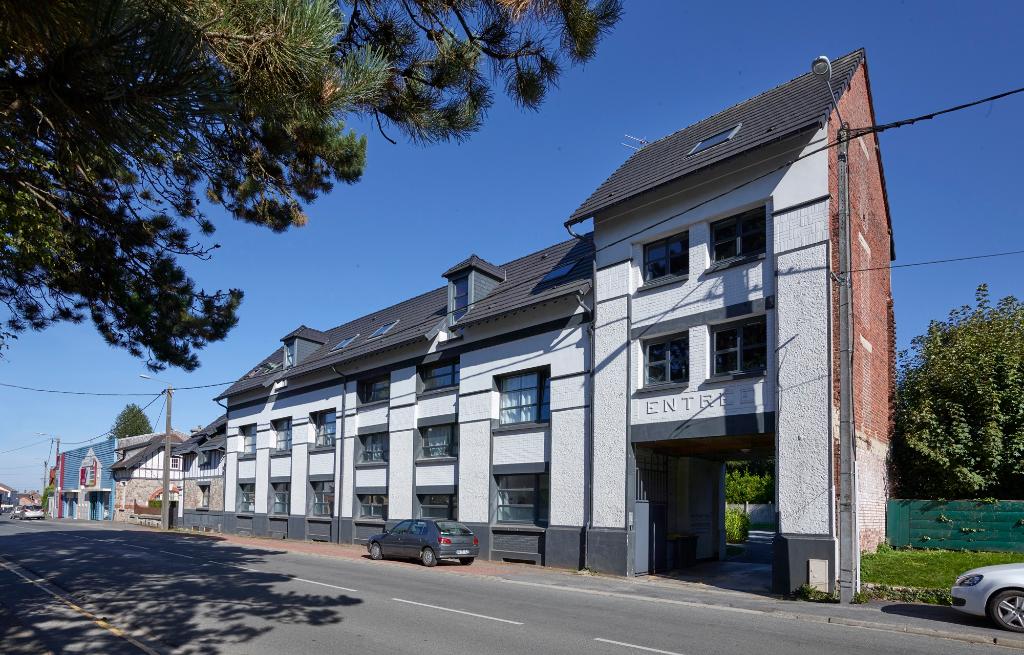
887,499,1024,552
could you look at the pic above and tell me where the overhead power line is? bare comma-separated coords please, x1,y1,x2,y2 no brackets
0,382,161,397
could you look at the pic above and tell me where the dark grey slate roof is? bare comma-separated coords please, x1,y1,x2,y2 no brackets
568,49,864,224
113,431,187,470
442,254,506,281
218,235,594,400
173,415,227,455
280,325,328,343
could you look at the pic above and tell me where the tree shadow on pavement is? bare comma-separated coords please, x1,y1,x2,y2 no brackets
880,602,1002,634
0,527,362,654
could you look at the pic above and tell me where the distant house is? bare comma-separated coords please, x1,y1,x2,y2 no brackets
173,416,227,532
112,431,187,524
0,482,15,507
17,491,41,506
57,441,118,520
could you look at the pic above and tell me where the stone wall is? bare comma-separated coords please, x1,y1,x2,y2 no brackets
182,477,224,512
113,478,164,523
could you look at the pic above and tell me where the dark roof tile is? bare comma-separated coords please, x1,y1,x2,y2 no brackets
568,49,864,223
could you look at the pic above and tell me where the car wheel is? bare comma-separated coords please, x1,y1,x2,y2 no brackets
988,590,1024,632
459,557,475,566
421,547,437,567
369,542,383,561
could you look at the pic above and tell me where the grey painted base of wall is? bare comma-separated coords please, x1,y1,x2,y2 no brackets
182,510,225,532
339,518,354,544
586,527,629,576
545,525,584,569
772,533,836,594
288,516,306,540
462,522,490,561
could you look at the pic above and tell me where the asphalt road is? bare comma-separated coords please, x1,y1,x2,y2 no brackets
0,518,996,655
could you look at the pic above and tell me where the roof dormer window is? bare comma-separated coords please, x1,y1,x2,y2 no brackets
451,275,469,323
283,340,297,368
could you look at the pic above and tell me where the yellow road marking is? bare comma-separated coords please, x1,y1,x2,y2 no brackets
0,556,162,655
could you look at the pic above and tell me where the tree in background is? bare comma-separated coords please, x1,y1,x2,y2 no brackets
893,285,1024,499
0,0,622,369
725,460,774,504
110,403,155,441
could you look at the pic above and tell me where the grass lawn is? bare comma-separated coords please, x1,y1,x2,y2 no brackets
862,548,1024,589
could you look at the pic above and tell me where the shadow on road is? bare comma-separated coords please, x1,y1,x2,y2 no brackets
0,526,363,654
880,602,995,631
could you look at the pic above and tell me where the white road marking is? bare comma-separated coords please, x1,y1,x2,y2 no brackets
595,637,685,654
392,598,523,625
159,549,195,559
292,577,358,593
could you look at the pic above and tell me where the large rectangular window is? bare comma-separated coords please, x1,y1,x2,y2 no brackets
198,484,210,509
310,481,334,517
358,375,390,403
419,494,457,520
713,318,768,376
498,371,551,425
359,494,387,519
420,424,457,459
421,361,460,392
451,276,469,322
312,410,336,448
645,334,689,385
240,424,256,455
360,433,388,463
496,474,549,524
271,482,290,515
237,483,255,513
643,232,689,282
273,417,292,451
711,207,767,262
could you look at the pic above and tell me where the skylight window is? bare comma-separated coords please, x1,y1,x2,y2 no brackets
369,320,398,338
331,335,358,351
687,123,742,156
541,261,579,283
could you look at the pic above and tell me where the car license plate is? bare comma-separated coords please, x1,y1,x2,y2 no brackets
456,549,470,555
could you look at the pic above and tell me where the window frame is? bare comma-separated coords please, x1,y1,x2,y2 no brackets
368,320,398,339
495,473,549,525
419,424,457,459
272,417,292,452
644,333,690,387
358,375,390,404
310,480,334,517
711,317,769,377
198,483,210,509
358,494,388,520
312,410,336,448
284,340,297,368
419,493,457,520
420,360,460,392
237,483,255,514
451,275,470,323
497,370,551,426
710,206,767,263
642,231,689,283
687,123,742,156
240,424,257,455
360,433,389,463
271,482,290,515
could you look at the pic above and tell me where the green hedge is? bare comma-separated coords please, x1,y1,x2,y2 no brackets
725,508,750,543
726,470,773,504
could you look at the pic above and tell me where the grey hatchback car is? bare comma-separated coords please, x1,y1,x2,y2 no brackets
367,519,479,567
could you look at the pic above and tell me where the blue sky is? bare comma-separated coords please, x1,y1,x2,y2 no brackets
2,1,1022,492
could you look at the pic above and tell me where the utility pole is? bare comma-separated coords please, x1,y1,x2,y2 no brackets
836,120,860,604
161,386,173,531
53,436,60,518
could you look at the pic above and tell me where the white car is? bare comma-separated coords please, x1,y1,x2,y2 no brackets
952,564,1024,632
13,505,45,520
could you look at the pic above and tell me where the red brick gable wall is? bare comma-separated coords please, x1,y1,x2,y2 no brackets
828,60,896,552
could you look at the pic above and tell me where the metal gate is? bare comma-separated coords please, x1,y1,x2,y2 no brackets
634,448,670,575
